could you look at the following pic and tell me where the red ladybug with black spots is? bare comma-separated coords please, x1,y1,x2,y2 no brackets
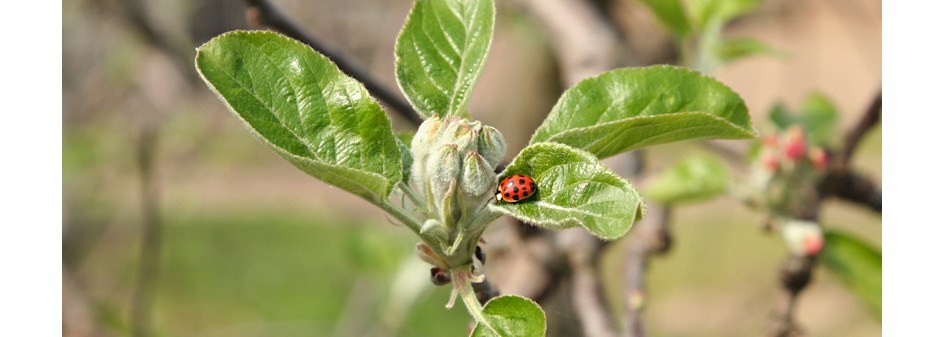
496,174,537,203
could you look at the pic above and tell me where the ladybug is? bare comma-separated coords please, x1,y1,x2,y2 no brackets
496,174,537,203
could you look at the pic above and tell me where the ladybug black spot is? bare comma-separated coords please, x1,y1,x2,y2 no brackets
512,195,520,201
519,179,526,184
513,187,519,193
504,192,511,198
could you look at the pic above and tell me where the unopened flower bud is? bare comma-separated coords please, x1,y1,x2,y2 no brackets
427,144,461,226
461,152,495,197
453,119,482,155
809,147,828,170
761,151,780,172
782,126,807,161
415,242,448,269
420,219,449,245
428,144,461,189
781,219,823,257
411,116,444,189
458,152,496,213
762,134,779,148
477,125,506,170
430,267,452,286
803,234,824,256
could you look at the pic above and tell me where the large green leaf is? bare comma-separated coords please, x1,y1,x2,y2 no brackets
471,295,546,337
490,143,644,240
395,0,494,119
529,66,756,159
821,229,882,318
640,0,692,37
644,155,729,204
196,31,402,203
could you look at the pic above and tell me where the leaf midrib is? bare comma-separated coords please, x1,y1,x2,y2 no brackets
201,43,315,159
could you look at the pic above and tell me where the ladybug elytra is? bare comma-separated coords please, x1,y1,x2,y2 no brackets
496,174,537,203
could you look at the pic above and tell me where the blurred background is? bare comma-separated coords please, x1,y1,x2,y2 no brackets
63,0,880,336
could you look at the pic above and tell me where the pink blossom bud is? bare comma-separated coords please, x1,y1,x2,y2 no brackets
782,126,807,161
781,219,823,257
809,147,828,170
803,234,824,256
761,152,780,171
763,134,779,148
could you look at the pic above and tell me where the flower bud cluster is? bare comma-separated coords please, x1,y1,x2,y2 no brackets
758,125,830,174
748,126,831,258
410,116,506,255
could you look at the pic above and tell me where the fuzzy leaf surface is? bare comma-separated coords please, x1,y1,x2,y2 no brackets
822,229,882,318
395,0,494,119
196,31,402,203
530,66,756,159
490,143,644,240
470,295,546,337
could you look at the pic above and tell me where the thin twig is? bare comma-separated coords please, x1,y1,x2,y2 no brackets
121,0,195,83
518,0,632,85
130,122,162,337
622,205,670,337
564,230,617,337
515,1,640,336
698,140,749,169
818,90,882,213
767,255,812,337
840,90,882,169
820,170,882,213
242,0,422,126
767,90,882,333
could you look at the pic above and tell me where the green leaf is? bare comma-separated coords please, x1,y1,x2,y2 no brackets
195,31,402,203
644,155,729,204
768,102,793,130
767,93,839,145
490,143,644,240
799,93,840,145
395,0,494,119
713,38,784,64
821,229,882,318
639,0,692,37
530,65,756,159
471,295,546,337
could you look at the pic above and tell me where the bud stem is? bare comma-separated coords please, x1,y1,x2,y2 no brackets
398,182,424,209
451,267,496,334
380,200,444,256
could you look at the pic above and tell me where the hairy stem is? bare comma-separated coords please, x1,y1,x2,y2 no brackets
453,267,496,334
399,182,424,210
